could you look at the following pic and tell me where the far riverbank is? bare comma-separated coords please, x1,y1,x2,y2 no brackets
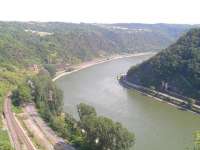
53,52,156,81
119,76,200,115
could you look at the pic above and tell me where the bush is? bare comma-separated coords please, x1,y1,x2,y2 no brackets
43,64,57,77
12,82,32,106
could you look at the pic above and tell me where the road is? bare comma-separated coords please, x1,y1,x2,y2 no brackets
3,93,35,150
121,77,200,113
121,76,186,102
24,104,64,144
24,103,75,150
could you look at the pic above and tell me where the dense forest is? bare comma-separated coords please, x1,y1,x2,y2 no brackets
0,22,194,66
126,28,200,100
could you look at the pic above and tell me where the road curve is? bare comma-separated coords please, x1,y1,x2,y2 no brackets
3,92,35,150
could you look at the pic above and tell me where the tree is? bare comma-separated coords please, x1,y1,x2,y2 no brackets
77,103,97,120
12,82,32,105
31,74,63,115
77,103,135,150
44,64,57,77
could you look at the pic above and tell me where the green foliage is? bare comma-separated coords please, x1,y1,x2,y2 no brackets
0,69,27,150
77,103,97,120
0,22,191,150
127,28,200,99
37,68,50,77
0,63,16,72
32,74,63,116
30,74,84,146
0,22,192,66
192,131,200,150
0,130,13,150
44,64,56,77
12,104,23,114
12,82,33,105
48,115,69,138
77,103,135,150
43,103,135,150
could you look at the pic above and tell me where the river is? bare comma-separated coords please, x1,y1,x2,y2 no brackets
56,53,200,150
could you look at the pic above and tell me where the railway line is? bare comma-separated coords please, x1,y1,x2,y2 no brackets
3,93,35,150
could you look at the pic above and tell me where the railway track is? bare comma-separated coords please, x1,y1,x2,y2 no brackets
3,93,35,150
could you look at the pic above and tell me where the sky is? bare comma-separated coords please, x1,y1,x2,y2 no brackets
1,0,200,24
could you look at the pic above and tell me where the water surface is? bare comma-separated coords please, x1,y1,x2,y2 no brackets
56,54,200,150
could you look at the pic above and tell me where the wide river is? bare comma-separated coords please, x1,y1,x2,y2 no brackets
56,54,200,150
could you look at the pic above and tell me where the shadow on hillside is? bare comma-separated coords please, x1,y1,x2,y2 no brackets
54,142,75,150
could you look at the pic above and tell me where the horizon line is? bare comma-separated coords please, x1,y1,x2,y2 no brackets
0,20,198,25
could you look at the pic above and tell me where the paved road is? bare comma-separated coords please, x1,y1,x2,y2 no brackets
3,93,35,150
122,77,185,103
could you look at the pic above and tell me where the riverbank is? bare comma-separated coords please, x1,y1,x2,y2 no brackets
53,52,156,81
119,75,200,115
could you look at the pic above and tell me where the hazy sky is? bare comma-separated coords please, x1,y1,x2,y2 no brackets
1,0,200,24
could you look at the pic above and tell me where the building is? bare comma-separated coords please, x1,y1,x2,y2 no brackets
28,64,39,73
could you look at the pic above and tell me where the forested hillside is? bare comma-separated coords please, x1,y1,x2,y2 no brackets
0,22,193,66
0,22,198,149
126,28,200,99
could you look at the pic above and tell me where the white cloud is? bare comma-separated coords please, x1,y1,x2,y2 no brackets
0,0,200,24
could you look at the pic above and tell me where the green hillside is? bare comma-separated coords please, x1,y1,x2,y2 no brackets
0,22,198,149
0,22,193,66
126,28,200,99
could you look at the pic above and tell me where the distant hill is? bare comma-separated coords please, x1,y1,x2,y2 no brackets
107,23,192,39
126,28,200,99
0,22,195,66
